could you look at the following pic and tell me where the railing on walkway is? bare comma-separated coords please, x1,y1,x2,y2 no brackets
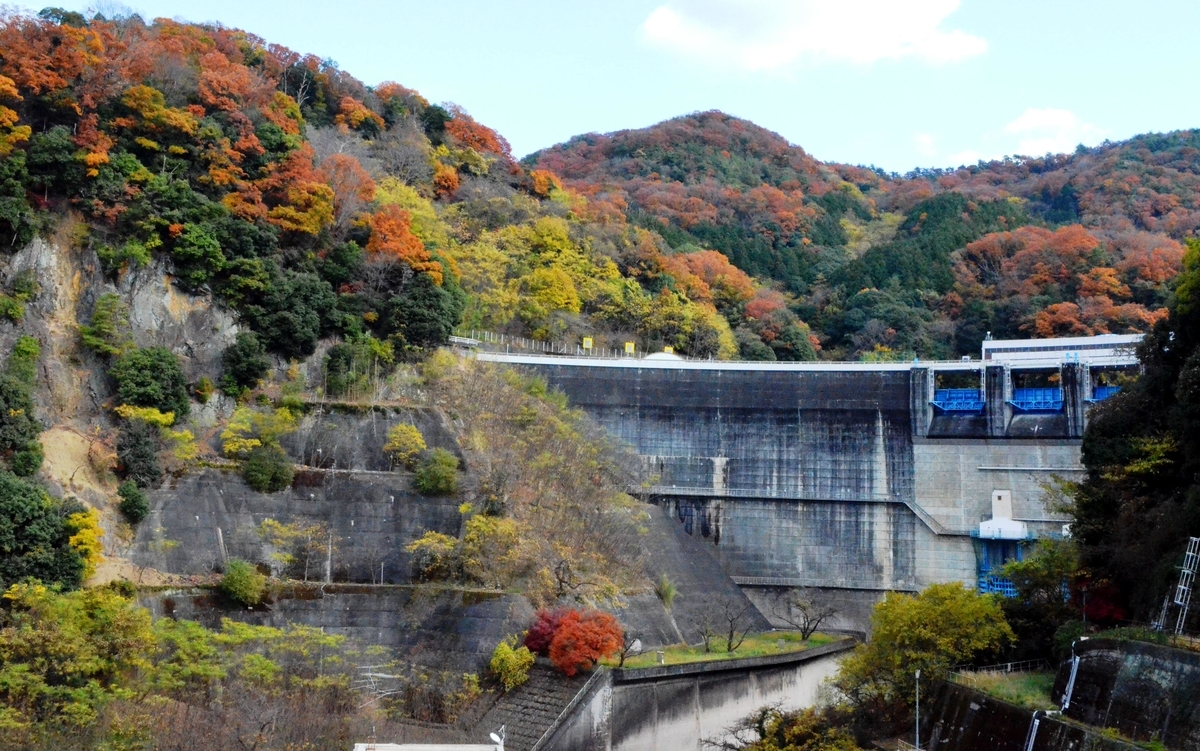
948,658,1052,690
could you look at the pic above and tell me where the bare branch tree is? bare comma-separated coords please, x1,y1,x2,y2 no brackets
720,602,752,653
771,590,839,640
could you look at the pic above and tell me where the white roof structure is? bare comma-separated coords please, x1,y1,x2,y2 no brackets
981,333,1141,367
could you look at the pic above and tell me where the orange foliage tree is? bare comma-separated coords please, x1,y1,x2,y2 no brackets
548,610,623,677
366,204,442,283
662,249,756,311
318,153,376,232
335,96,384,136
445,104,510,157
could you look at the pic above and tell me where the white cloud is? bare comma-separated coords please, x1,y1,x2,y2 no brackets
1004,108,1106,156
640,0,986,71
914,132,937,157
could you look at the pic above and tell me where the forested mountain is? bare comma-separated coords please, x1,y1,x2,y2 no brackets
529,113,1191,360
0,8,803,365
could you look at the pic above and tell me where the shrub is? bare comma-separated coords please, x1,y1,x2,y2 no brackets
110,346,190,418
219,332,270,396
194,376,215,404
548,610,624,677
221,558,266,606
404,531,461,581
116,419,163,488
242,444,294,493
524,608,567,656
117,480,150,524
66,508,104,580
0,474,85,590
655,573,678,611
0,376,39,454
11,440,43,476
489,636,535,692
385,423,426,469
413,447,459,495
79,292,131,356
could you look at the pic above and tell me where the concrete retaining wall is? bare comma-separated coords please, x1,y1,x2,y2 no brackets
1054,638,1200,748
923,680,1141,751
132,468,462,584
541,639,854,751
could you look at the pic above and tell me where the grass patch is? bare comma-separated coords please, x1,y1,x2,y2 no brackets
1095,626,1200,654
957,671,1057,710
605,631,835,669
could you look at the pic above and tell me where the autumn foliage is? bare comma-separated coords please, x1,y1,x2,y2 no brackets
366,205,441,283
522,608,623,677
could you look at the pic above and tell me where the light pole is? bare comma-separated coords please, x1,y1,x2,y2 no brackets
915,669,921,750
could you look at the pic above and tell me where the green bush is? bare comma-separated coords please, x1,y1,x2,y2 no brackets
11,440,43,477
242,444,294,493
489,636,534,692
116,419,162,488
0,376,40,455
117,480,150,524
0,473,84,590
219,332,270,396
414,448,459,495
110,346,190,418
220,558,266,606
79,293,131,356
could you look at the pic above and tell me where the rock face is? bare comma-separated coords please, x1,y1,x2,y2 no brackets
0,236,239,426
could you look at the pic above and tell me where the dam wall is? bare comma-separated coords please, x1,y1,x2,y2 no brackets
480,354,1092,596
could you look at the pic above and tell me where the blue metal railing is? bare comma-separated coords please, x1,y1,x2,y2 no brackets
931,388,985,413
1009,387,1063,413
979,573,1018,598
1091,385,1120,402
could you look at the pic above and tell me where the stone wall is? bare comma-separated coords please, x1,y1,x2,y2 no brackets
132,467,462,584
138,585,535,671
1054,638,1200,748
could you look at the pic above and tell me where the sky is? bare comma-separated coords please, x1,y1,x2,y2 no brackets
36,0,1200,172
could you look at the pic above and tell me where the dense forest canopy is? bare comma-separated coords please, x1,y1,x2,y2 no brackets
528,112,1189,359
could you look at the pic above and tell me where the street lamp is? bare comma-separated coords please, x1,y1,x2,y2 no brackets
915,669,921,750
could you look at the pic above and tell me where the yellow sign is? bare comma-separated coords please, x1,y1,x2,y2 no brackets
582,337,593,349
663,346,674,354
624,342,635,354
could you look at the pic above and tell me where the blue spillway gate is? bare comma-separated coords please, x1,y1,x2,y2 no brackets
931,388,986,413
1091,385,1120,402
1009,387,1064,413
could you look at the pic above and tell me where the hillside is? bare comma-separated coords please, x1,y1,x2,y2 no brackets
528,113,1189,359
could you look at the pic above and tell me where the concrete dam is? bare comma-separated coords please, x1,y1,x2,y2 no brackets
478,338,1133,605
